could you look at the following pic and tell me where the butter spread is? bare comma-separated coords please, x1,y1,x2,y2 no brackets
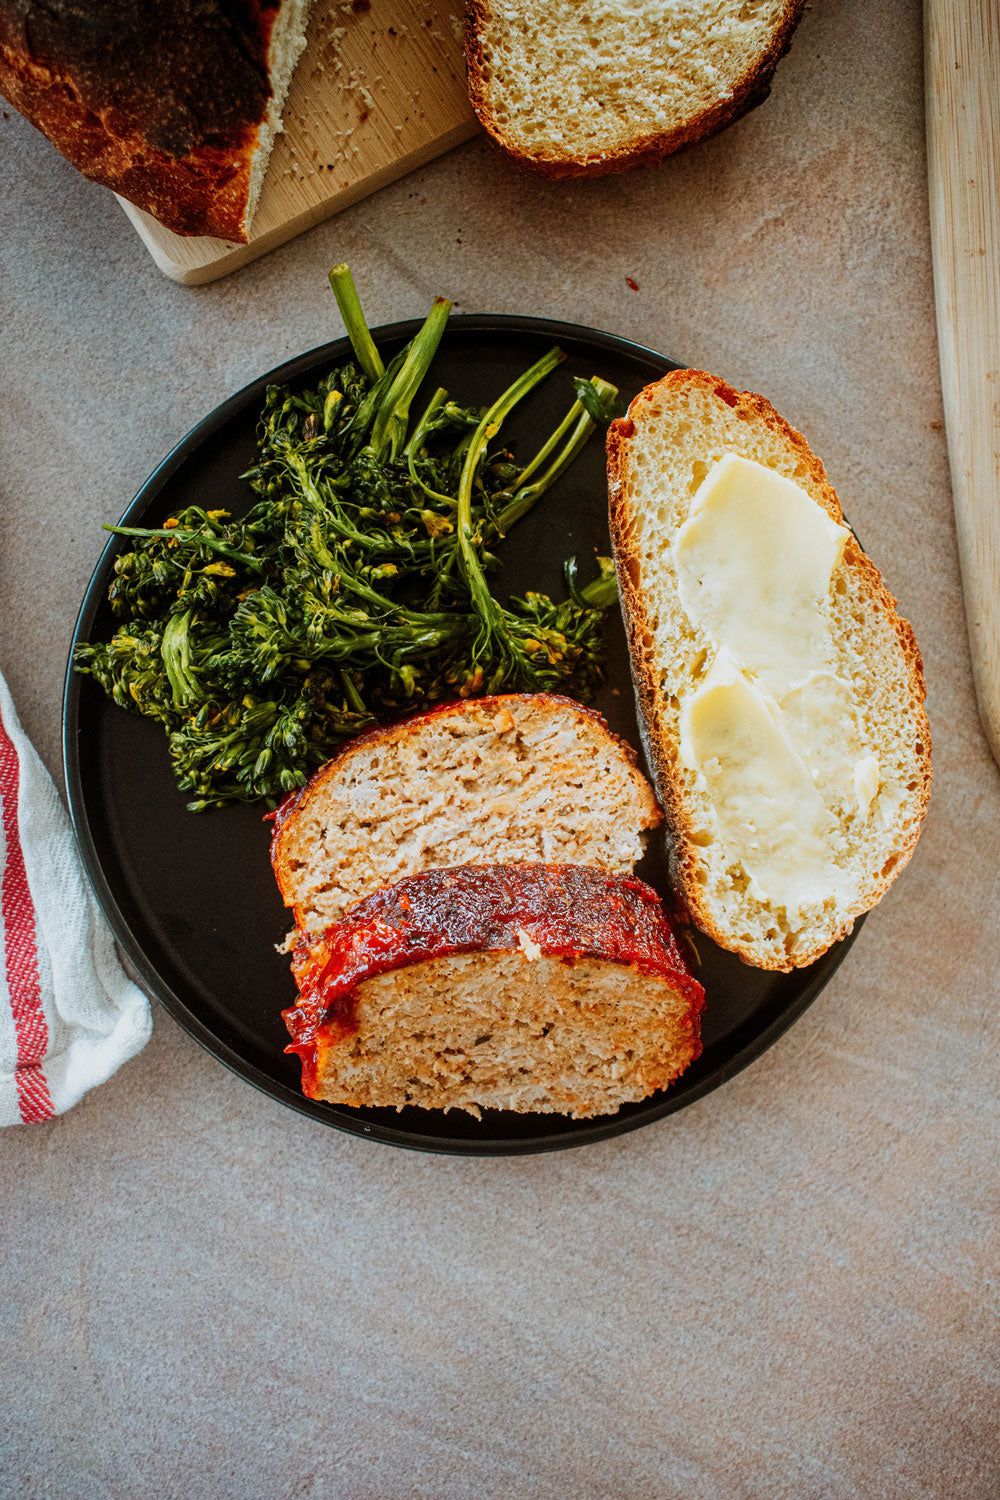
680,652,855,914
674,453,849,691
674,454,881,922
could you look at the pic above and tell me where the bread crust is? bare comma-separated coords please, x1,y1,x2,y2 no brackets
464,0,806,178
607,370,932,970
0,0,285,240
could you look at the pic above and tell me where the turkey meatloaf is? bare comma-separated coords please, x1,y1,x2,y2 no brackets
270,694,663,932
285,864,705,1117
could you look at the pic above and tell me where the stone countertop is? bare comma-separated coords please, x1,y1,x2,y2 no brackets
2,3,997,1496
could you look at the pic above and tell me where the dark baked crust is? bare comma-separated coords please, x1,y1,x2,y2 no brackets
464,0,807,178
283,862,704,1092
0,0,284,240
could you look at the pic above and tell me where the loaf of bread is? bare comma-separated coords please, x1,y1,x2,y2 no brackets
465,0,805,177
284,863,705,1117
0,0,312,240
607,370,931,971
270,693,662,932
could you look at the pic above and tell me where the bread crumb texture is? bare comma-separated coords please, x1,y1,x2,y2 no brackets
467,0,803,172
244,0,314,233
608,371,931,970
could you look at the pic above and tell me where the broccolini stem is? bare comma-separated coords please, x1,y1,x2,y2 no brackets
494,377,619,534
580,571,620,608
339,671,368,714
161,610,199,708
405,456,457,509
106,524,266,574
455,345,565,633
404,386,448,459
370,297,452,461
512,375,618,492
404,386,456,504
333,566,461,628
511,401,580,492
329,265,385,382
496,409,595,532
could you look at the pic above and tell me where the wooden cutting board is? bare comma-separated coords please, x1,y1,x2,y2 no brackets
119,0,478,285
925,0,1000,765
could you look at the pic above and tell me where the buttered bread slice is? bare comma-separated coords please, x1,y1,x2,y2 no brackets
607,370,931,970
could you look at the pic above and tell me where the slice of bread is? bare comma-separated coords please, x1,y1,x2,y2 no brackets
607,370,931,971
270,693,662,932
284,863,705,1117
465,0,805,177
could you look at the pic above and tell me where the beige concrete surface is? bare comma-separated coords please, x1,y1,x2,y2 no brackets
1,2,998,1496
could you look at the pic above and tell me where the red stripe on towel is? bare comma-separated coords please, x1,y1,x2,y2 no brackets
0,710,54,1123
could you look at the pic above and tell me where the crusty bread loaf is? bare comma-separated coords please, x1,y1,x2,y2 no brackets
607,370,931,971
0,0,312,241
284,863,705,1117
465,0,805,178
270,694,662,932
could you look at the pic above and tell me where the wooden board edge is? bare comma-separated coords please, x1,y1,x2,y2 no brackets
924,0,1000,766
118,120,482,286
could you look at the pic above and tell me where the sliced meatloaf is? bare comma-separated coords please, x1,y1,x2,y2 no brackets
284,864,705,1118
270,694,663,932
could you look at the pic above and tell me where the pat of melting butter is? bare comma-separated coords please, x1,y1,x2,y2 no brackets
674,454,881,923
675,453,849,691
681,651,856,915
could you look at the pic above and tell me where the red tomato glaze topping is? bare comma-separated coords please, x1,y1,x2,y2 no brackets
283,863,705,1089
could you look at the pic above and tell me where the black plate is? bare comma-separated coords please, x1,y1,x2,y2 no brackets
63,316,860,1155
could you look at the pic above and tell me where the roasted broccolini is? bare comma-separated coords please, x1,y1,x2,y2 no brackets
75,267,620,809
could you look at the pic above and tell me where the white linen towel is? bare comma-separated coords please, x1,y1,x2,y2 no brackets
0,671,151,1124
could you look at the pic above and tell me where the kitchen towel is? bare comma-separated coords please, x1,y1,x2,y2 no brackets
0,671,151,1125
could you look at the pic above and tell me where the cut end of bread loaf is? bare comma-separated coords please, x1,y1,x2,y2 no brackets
241,0,312,237
607,370,932,971
465,0,806,177
284,864,705,1117
270,694,662,931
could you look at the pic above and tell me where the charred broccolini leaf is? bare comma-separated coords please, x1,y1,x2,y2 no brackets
75,266,621,810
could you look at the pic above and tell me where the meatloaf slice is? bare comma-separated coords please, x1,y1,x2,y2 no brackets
270,694,663,932
284,864,705,1118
